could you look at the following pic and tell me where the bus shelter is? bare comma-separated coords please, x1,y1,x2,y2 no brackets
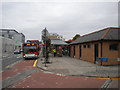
50,40,68,57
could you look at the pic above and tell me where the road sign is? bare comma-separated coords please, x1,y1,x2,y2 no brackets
101,58,108,62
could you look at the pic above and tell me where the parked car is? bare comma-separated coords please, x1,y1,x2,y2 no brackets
14,50,21,54
20,49,23,52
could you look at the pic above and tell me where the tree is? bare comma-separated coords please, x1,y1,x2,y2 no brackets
72,34,80,40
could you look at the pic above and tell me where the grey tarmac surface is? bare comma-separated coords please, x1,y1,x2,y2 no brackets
2,54,23,71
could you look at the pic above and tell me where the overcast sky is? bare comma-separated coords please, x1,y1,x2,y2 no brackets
1,0,118,40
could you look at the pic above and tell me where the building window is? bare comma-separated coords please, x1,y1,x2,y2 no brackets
87,45,91,48
109,44,118,51
84,45,86,48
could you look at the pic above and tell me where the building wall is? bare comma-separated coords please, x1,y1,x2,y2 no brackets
48,33,64,40
74,45,79,59
48,36,60,40
102,41,120,65
13,34,25,50
70,42,100,63
70,41,120,65
81,43,95,63
70,45,74,58
1,36,14,58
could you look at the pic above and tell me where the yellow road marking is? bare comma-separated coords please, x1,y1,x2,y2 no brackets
98,78,109,79
5,61,21,69
98,78,120,79
33,60,38,67
111,78,120,79
5,65,10,68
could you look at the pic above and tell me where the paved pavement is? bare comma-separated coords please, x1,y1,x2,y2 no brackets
37,55,120,78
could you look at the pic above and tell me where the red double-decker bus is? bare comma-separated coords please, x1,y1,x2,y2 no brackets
22,43,40,59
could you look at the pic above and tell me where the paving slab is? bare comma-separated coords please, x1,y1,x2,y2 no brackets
37,55,120,78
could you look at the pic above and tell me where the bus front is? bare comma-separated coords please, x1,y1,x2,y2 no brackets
22,43,39,59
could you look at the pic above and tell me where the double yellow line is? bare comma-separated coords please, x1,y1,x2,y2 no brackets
33,60,38,67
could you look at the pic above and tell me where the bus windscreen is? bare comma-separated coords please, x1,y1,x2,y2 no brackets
23,46,38,53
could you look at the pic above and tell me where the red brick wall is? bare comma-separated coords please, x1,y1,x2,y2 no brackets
70,41,120,65
70,42,97,63
81,43,96,63
102,41,120,65
74,45,79,59
70,45,74,57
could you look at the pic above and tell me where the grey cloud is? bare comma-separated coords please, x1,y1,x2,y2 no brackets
2,2,118,40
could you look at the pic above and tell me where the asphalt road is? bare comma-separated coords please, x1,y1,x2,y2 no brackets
2,59,37,89
2,54,23,71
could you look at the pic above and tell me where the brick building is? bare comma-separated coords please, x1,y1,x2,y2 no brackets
70,27,120,65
